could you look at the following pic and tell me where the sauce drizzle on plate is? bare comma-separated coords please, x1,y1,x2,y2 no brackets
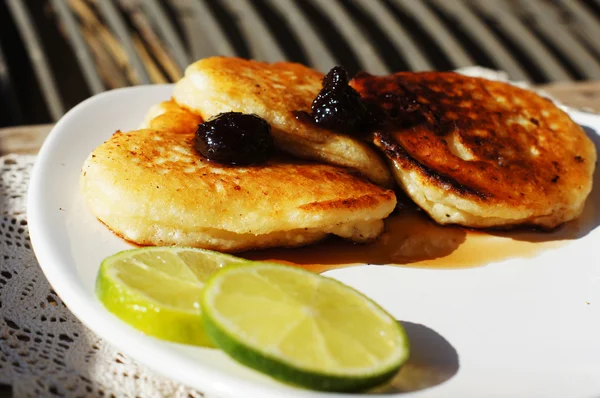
243,200,597,272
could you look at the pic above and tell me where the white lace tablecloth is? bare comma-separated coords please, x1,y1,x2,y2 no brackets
0,155,204,397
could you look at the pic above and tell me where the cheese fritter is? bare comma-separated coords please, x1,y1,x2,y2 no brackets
81,127,396,252
172,56,393,187
351,71,596,229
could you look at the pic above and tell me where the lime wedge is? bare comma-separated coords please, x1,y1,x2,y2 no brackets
201,263,410,392
96,247,249,346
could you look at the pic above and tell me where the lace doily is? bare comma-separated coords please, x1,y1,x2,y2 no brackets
0,155,204,398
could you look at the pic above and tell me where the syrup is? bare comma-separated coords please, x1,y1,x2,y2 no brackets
242,191,598,272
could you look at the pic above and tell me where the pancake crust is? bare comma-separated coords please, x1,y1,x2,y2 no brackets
351,71,596,229
172,56,393,187
81,127,396,252
140,99,203,133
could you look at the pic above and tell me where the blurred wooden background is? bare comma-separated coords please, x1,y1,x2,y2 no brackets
2,0,600,127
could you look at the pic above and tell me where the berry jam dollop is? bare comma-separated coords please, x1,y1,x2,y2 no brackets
307,66,373,134
195,112,274,165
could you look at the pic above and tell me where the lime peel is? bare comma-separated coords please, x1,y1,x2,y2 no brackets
96,246,249,347
201,263,410,392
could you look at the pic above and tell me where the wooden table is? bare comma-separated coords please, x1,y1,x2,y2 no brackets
1,82,599,156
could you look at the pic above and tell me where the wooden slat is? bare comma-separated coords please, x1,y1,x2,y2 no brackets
432,0,530,81
6,0,65,120
174,0,236,58
354,0,432,71
142,0,190,70
555,0,600,55
219,0,286,62
265,0,337,72
70,0,139,85
539,80,600,113
311,0,389,75
98,0,151,83
119,0,183,82
557,0,600,42
82,26,129,88
0,43,22,125
518,0,600,79
473,0,571,82
0,124,54,155
51,0,105,94
392,0,475,69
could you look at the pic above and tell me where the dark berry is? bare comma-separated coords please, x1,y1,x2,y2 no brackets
322,66,349,90
310,66,371,134
195,112,274,165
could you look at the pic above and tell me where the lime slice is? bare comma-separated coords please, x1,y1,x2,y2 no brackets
96,247,249,346
201,263,410,392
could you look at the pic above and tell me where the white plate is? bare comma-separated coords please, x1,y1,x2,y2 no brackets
28,85,600,398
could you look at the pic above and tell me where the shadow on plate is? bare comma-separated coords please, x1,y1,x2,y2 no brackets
369,321,459,394
243,211,466,270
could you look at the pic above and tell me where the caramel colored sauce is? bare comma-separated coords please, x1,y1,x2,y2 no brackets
243,190,598,272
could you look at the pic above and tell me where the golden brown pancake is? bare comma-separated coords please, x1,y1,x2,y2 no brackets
81,103,396,252
140,99,203,134
172,56,393,187
351,71,596,229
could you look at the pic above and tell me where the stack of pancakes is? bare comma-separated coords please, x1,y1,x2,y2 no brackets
81,57,596,252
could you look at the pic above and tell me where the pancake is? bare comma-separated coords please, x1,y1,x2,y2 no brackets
81,103,396,251
351,71,596,229
140,99,203,134
172,56,393,187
